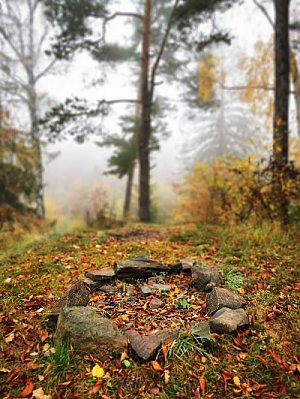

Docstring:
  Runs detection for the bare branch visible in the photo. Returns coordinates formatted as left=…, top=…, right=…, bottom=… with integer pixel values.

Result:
left=150, top=0, right=180, bottom=98
left=103, top=11, right=143, bottom=41
left=221, top=83, right=295, bottom=95
left=35, top=59, right=57, bottom=81
left=253, top=0, right=275, bottom=29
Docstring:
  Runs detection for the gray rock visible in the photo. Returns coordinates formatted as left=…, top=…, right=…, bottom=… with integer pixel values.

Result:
left=85, top=268, right=116, bottom=281
left=149, top=298, right=164, bottom=309
left=114, top=260, right=181, bottom=279
left=126, top=284, right=136, bottom=296
left=126, top=329, right=177, bottom=360
left=139, top=285, right=153, bottom=296
left=99, top=284, right=119, bottom=294
left=209, top=307, right=249, bottom=333
left=206, top=287, right=246, bottom=315
left=192, top=266, right=223, bottom=292
left=180, top=259, right=197, bottom=272
left=55, top=306, right=127, bottom=359
left=47, top=280, right=90, bottom=329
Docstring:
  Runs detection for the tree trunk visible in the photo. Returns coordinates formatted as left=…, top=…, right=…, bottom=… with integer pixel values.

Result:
left=123, top=79, right=142, bottom=219
left=273, top=0, right=290, bottom=225
left=28, top=1, right=45, bottom=219
left=30, top=98, right=45, bottom=219
left=123, top=161, right=135, bottom=218
left=290, top=51, right=300, bottom=138
left=138, top=0, right=152, bottom=222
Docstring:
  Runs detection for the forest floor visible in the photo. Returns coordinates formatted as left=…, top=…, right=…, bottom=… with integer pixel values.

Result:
left=0, top=223, right=299, bottom=399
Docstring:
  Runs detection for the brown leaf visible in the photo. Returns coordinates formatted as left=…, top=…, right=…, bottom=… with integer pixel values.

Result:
left=199, top=377, right=206, bottom=395
left=150, top=361, right=163, bottom=372
left=161, top=344, right=167, bottom=363
left=41, top=331, right=49, bottom=343
left=21, top=378, right=34, bottom=397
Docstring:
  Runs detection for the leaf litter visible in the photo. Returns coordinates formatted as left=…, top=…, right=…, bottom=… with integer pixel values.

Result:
left=0, top=224, right=299, bottom=398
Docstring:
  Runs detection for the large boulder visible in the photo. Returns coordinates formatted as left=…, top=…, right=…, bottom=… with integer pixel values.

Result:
left=206, top=287, right=246, bottom=315
left=191, top=266, right=223, bottom=292
left=209, top=307, right=249, bottom=333
left=55, top=306, right=127, bottom=359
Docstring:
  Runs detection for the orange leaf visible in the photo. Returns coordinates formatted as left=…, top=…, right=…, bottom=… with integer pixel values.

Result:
left=161, top=345, right=167, bottom=363
left=150, top=361, right=163, bottom=372
left=21, top=378, right=34, bottom=397
left=41, top=331, right=48, bottom=343
left=199, top=377, right=206, bottom=395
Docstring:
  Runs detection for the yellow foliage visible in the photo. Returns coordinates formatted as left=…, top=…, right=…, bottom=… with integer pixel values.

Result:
left=174, top=156, right=300, bottom=224
left=238, top=39, right=274, bottom=131
left=198, top=54, right=218, bottom=103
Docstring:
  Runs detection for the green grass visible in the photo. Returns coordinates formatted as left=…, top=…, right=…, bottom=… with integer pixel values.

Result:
left=0, top=222, right=299, bottom=398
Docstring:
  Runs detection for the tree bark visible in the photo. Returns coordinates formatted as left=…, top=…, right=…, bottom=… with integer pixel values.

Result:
left=273, top=0, right=290, bottom=225
left=138, top=0, right=152, bottom=222
left=290, top=51, right=300, bottom=138
left=123, top=160, right=135, bottom=218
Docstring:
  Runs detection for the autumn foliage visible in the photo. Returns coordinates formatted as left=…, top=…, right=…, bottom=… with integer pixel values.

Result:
left=174, top=156, right=300, bottom=224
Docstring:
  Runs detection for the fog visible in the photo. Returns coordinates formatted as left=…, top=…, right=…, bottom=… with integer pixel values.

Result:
left=13, top=0, right=287, bottom=222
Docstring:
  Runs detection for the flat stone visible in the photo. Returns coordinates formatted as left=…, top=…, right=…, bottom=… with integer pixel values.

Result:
left=149, top=298, right=164, bottom=309
left=114, top=260, right=181, bottom=279
left=209, top=307, right=249, bottom=333
left=139, top=285, right=153, bottom=296
left=152, top=284, right=171, bottom=291
left=126, top=329, right=178, bottom=360
left=55, top=306, right=127, bottom=359
left=47, top=280, right=90, bottom=329
left=126, top=284, right=136, bottom=296
left=206, top=287, right=246, bottom=315
left=99, top=284, right=119, bottom=294
left=180, top=259, right=197, bottom=272
left=85, top=268, right=116, bottom=281
left=192, top=266, right=223, bottom=292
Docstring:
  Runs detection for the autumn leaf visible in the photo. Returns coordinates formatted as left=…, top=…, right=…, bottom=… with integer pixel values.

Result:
left=32, top=387, right=52, bottom=399
left=161, top=344, right=167, bottom=363
left=199, top=377, right=206, bottom=395
left=5, top=332, right=15, bottom=343
left=0, top=367, right=11, bottom=373
left=150, top=361, right=163, bottom=372
left=21, top=378, right=34, bottom=397
left=92, top=364, right=105, bottom=378
left=233, top=376, right=241, bottom=387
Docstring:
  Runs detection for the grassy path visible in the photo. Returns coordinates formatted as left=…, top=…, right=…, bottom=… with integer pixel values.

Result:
left=0, top=224, right=299, bottom=398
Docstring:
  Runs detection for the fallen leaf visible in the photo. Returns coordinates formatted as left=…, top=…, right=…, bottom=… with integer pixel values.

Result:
left=21, top=378, right=34, bottom=397
left=233, top=376, right=241, bottom=387
left=41, top=331, right=48, bottom=343
left=32, top=387, right=51, bottom=399
left=161, top=344, right=167, bottom=363
left=150, top=360, right=163, bottom=372
left=120, top=352, right=129, bottom=362
left=0, top=368, right=11, bottom=373
left=5, top=332, right=15, bottom=343
left=164, top=370, right=170, bottom=385
left=199, top=377, right=206, bottom=395
left=92, top=364, right=105, bottom=378
left=150, top=387, right=159, bottom=395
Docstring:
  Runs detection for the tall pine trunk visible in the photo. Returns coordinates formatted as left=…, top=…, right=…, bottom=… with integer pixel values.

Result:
left=123, top=81, right=142, bottom=219
left=273, top=0, right=290, bottom=225
left=138, top=0, right=152, bottom=222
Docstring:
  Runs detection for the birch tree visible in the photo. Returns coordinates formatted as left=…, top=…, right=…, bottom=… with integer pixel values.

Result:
left=0, top=0, right=56, bottom=218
